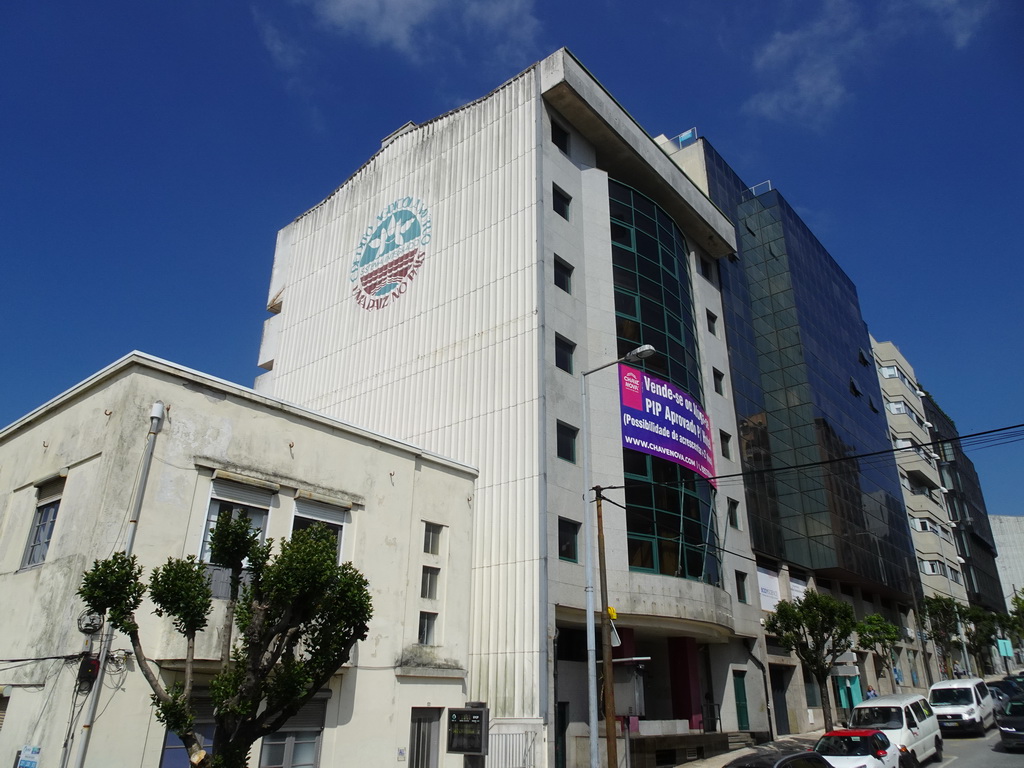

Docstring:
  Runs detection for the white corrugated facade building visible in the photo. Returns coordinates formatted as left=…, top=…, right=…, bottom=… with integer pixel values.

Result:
left=255, top=49, right=769, bottom=767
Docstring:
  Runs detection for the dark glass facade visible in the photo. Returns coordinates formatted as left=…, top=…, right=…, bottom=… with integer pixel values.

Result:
left=609, top=179, right=720, bottom=586
left=923, top=398, right=1005, bottom=614
left=698, top=141, right=916, bottom=595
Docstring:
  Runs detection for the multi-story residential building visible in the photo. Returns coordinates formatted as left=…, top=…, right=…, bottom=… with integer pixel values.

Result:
left=254, top=48, right=768, bottom=766
left=0, top=353, right=477, bottom=768
left=989, top=515, right=1024, bottom=612
left=873, top=338, right=967, bottom=683
left=923, top=399, right=1005, bottom=623
left=666, top=137, right=924, bottom=727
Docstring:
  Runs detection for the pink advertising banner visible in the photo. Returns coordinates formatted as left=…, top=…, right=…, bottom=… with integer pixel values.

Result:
left=618, top=364, right=716, bottom=486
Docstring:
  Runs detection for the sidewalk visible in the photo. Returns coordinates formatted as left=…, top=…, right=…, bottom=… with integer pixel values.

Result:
left=679, top=730, right=825, bottom=768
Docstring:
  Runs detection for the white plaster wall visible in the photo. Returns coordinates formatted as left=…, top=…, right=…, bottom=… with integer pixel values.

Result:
left=0, top=356, right=476, bottom=768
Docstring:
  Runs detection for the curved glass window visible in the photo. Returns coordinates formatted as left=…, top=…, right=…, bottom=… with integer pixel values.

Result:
left=610, top=179, right=720, bottom=584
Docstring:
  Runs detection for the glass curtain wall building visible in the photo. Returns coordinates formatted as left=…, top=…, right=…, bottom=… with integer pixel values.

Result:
left=674, top=138, right=916, bottom=597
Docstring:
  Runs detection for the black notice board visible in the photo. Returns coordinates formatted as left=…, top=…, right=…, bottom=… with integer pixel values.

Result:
left=447, top=707, right=489, bottom=755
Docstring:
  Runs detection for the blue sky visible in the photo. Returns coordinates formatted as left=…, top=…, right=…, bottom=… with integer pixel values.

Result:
left=2, top=1, right=1021, bottom=523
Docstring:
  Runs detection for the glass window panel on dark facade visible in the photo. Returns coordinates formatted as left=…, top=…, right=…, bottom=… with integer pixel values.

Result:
left=607, top=178, right=720, bottom=584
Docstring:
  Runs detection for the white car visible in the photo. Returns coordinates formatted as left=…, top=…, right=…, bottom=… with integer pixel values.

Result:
left=813, top=729, right=900, bottom=768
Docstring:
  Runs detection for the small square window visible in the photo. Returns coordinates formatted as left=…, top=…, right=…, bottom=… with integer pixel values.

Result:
left=727, top=497, right=740, bottom=529
left=551, top=121, right=570, bottom=154
left=423, top=522, right=443, bottom=555
left=552, top=185, right=571, bottom=220
left=555, top=335, right=575, bottom=373
left=421, top=566, right=440, bottom=600
left=556, top=422, right=578, bottom=463
left=735, top=571, right=748, bottom=604
left=706, top=310, right=718, bottom=336
left=700, top=258, right=715, bottom=281
left=558, top=518, right=580, bottom=562
left=713, top=368, right=725, bottom=395
left=720, top=430, right=732, bottom=460
left=418, top=611, right=437, bottom=645
left=554, top=256, right=573, bottom=293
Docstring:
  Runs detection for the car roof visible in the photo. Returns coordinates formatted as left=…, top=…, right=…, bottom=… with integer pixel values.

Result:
left=822, top=729, right=883, bottom=738
left=930, top=677, right=984, bottom=689
left=855, top=693, right=924, bottom=706
left=725, top=752, right=830, bottom=768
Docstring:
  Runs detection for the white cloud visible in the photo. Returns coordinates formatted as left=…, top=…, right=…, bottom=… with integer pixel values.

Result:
left=299, top=0, right=541, bottom=64
left=744, top=0, right=995, bottom=126
left=252, top=9, right=306, bottom=73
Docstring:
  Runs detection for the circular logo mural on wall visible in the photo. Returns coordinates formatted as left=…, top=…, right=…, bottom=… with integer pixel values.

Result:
left=350, top=197, right=432, bottom=311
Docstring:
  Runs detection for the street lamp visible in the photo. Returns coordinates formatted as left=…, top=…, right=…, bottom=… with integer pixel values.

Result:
left=580, top=344, right=656, bottom=768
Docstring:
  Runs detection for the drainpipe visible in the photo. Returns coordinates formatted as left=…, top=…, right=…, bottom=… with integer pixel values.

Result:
left=746, top=637, right=774, bottom=741
left=68, top=402, right=165, bottom=768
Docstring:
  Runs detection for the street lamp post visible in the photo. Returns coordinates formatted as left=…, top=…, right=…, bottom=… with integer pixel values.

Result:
left=580, top=344, right=655, bottom=768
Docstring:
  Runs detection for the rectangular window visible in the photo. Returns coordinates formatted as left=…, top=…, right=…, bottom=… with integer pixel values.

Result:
left=720, top=430, right=732, bottom=460
left=292, top=498, right=350, bottom=564
left=423, top=522, right=443, bottom=555
left=558, top=518, right=580, bottom=562
left=23, top=477, right=64, bottom=568
left=727, top=498, right=740, bottom=529
left=257, top=698, right=327, bottom=768
left=554, top=256, right=573, bottom=293
left=735, top=571, right=748, bottom=603
left=700, top=257, right=715, bottom=281
left=706, top=310, right=718, bottom=336
left=418, top=612, right=437, bottom=645
left=202, top=480, right=272, bottom=599
left=259, top=731, right=321, bottom=768
left=555, top=334, right=575, bottom=373
left=713, top=368, right=725, bottom=395
left=552, top=185, right=571, bottom=220
left=421, top=566, right=439, bottom=600
left=556, top=422, right=578, bottom=463
left=551, top=121, right=570, bottom=154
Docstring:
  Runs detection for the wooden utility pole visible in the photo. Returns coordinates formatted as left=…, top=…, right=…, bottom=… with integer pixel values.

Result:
left=595, top=488, right=618, bottom=768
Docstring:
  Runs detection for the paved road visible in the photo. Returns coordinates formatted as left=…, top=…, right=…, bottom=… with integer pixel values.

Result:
left=939, top=725, right=1020, bottom=768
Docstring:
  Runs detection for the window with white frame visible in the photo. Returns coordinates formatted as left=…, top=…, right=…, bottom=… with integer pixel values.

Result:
left=202, top=480, right=273, bottom=599
left=423, top=522, right=443, bottom=555
left=258, top=697, right=327, bottom=768
left=418, top=612, right=437, bottom=645
left=421, top=566, right=440, bottom=600
left=292, top=497, right=350, bottom=563
left=22, top=476, right=64, bottom=568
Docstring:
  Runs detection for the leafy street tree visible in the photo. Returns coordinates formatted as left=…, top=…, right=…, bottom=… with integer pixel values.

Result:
left=856, top=614, right=903, bottom=692
left=79, top=514, right=373, bottom=768
left=764, top=590, right=858, bottom=732
left=963, top=605, right=1000, bottom=675
left=922, top=595, right=963, bottom=677
left=1008, top=589, right=1024, bottom=646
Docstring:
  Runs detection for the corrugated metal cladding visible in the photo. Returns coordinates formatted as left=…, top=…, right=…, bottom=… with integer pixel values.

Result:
left=263, top=71, right=544, bottom=718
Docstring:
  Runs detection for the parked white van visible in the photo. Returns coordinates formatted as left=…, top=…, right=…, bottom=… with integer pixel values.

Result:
left=850, top=694, right=943, bottom=766
left=928, top=677, right=995, bottom=735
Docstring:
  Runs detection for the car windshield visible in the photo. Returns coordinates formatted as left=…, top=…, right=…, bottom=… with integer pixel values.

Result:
left=815, top=736, right=874, bottom=757
left=1005, top=701, right=1024, bottom=717
left=851, top=707, right=902, bottom=729
left=930, top=689, right=973, bottom=706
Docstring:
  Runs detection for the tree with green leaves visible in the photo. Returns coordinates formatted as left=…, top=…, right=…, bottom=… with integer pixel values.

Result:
left=764, top=590, right=858, bottom=732
left=79, top=513, right=372, bottom=768
left=963, top=605, right=1000, bottom=676
left=922, top=595, right=963, bottom=678
left=1007, top=589, right=1024, bottom=647
left=856, top=614, right=903, bottom=692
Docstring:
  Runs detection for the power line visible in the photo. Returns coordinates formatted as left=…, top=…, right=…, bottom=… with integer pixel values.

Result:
left=606, top=422, right=1024, bottom=492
